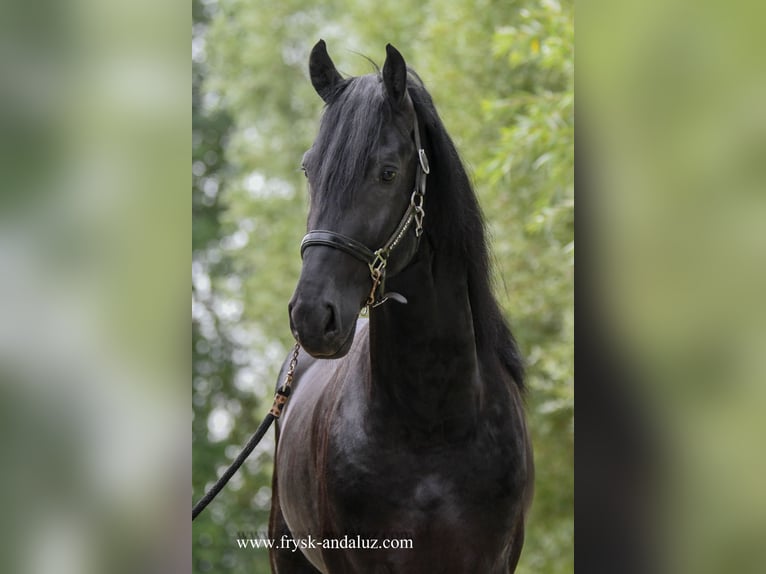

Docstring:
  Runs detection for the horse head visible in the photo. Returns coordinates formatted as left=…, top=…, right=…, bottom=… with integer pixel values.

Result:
left=289, top=41, right=425, bottom=358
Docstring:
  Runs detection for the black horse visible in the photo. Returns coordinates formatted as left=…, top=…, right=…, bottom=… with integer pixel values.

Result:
left=269, top=40, right=533, bottom=574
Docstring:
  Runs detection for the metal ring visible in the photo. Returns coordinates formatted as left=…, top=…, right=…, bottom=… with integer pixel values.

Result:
left=410, top=190, right=424, bottom=209
left=418, top=149, right=430, bottom=174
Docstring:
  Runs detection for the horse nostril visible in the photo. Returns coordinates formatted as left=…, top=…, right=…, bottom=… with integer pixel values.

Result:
left=323, top=303, right=338, bottom=335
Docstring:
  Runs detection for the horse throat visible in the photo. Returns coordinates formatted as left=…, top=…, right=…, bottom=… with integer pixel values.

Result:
left=368, top=239, right=481, bottom=436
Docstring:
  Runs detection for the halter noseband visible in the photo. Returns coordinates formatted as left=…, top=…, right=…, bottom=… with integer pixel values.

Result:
left=300, top=112, right=430, bottom=310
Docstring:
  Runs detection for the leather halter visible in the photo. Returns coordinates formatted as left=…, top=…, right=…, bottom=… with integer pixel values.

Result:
left=300, top=111, right=430, bottom=310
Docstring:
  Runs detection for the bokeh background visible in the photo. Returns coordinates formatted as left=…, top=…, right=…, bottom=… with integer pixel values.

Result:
left=579, top=1, right=766, bottom=572
left=0, top=0, right=189, bottom=572
left=192, top=0, right=573, bottom=572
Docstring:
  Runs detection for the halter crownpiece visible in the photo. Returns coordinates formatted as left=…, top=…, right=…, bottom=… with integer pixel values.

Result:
left=300, top=111, right=429, bottom=311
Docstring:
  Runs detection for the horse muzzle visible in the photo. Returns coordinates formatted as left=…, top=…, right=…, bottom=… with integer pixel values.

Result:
left=288, top=254, right=367, bottom=358
left=288, top=297, right=356, bottom=358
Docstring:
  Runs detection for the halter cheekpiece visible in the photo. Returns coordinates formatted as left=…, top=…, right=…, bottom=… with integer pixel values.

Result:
left=300, top=111, right=429, bottom=311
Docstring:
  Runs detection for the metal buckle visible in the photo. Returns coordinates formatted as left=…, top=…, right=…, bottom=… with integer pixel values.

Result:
left=410, top=189, right=424, bottom=210
left=410, top=190, right=425, bottom=237
left=364, top=249, right=388, bottom=308
left=369, top=249, right=388, bottom=277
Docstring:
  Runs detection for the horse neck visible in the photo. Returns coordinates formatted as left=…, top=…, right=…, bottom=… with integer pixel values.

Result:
left=368, top=237, right=481, bottom=432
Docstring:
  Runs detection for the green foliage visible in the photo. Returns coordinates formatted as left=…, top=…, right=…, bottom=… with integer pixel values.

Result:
left=479, top=4, right=574, bottom=573
left=192, top=1, right=573, bottom=572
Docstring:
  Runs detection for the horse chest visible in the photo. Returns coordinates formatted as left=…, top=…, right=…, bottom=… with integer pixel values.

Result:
left=325, top=411, right=518, bottom=534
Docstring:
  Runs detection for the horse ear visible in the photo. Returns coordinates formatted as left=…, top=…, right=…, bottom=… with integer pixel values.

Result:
left=310, top=40, right=342, bottom=103
left=382, top=44, right=407, bottom=107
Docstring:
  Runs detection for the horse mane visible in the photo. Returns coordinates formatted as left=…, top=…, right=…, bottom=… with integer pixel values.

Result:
left=406, top=72, right=525, bottom=391
left=314, top=67, right=524, bottom=390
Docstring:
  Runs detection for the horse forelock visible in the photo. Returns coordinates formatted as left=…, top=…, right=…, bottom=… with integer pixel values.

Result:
left=310, top=75, right=389, bottom=218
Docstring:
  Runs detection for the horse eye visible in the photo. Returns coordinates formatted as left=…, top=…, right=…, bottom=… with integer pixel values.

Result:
left=381, top=169, right=397, bottom=182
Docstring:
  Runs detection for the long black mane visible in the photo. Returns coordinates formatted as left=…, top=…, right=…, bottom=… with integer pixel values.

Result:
left=311, top=67, right=524, bottom=390
left=406, top=73, right=525, bottom=390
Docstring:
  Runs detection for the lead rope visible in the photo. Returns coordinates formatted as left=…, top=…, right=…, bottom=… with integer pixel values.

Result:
left=192, top=342, right=300, bottom=521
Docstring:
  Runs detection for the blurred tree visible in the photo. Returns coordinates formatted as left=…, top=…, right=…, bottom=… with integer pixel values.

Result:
left=192, top=0, right=573, bottom=572
left=192, top=0, right=276, bottom=572
left=479, top=3, right=574, bottom=572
